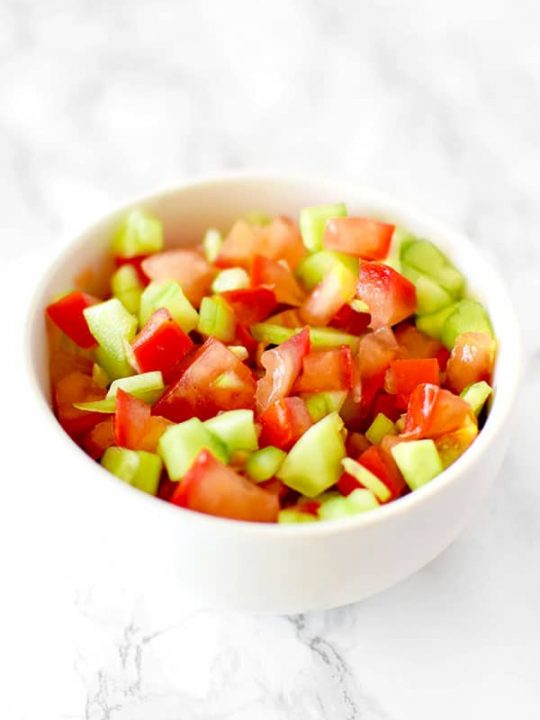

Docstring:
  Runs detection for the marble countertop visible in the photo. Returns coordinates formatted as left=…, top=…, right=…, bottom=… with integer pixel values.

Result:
left=2, top=1, right=539, bottom=718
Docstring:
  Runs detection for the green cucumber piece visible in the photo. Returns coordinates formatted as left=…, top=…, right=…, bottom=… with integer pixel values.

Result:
left=401, top=240, right=465, bottom=298
left=112, top=209, right=163, bottom=259
left=111, top=264, right=144, bottom=315
left=277, top=412, right=346, bottom=497
left=245, top=446, right=287, bottom=482
left=299, top=203, right=348, bottom=253
left=73, top=398, right=116, bottom=414
left=391, top=440, right=443, bottom=490
left=202, top=228, right=223, bottom=264
left=140, top=280, right=198, bottom=333
left=318, top=488, right=379, bottom=521
left=401, top=264, right=454, bottom=315
left=106, top=371, right=164, bottom=405
left=204, top=410, right=258, bottom=453
left=383, top=226, right=416, bottom=272
left=243, top=211, right=272, bottom=226
left=303, top=391, right=348, bottom=423
left=211, top=267, right=250, bottom=293
left=278, top=509, right=318, bottom=524
left=250, top=323, right=296, bottom=345
left=461, top=381, right=493, bottom=416
left=441, top=299, right=494, bottom=350
left=92, top=363, right=110, bottom=389
left=101, top=447, right=162, bottom=495
left=365, top=413, right=396, bottom=445
left=295, top=250, right=358, bottom=291
left=349, top=298, right=370, bottom=314
left=228, top=345, right=249, bottom=361
left=197, top=296, right=236, bottom=342
left=249, top=323, right=358, bottom=350
left=83, top=298, right=137, bottom=380
left=211, top=370, right=246, bottom=390
left=341, top=458, right=391, bottom=502
left=416, top=303, right=458, bottom=341
left=158, top=418, right=229, bottom=480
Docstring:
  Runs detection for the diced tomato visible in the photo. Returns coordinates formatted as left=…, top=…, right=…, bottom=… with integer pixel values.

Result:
left=132, top=308, right=194, bottom=382
left=301, top=266, right=357, bottom=326
left=354, top=327, right=401, bottom=407
left=369, top=391, right=401, bottom=423
left=267, top=308, right=304, bottom=328
left=324, top=217, right=395, bottom=260
left=46, top=291, right=98, bottom=349
left=141, top=249, right=215, bottom=307
left=264, top=216, right=306, bottom=270
left=435, top=416, right=478, bottom=468
left=293, top=347, right=353, bottom=393
left=220, top=286, right=277, bottom=325
left=234, top=323, right=259, bottom=357
left=337, top=472, right=362, bottom=497
left=157, top=476, right=178, bottom=501
left=259, top=397, right=312, bottom=451
left=345, top=431, right=371, bottom=457
left=251, top=255, right=305, bottom=306
left=170, top=450, right=279, bottom=522
left=255, top=327, right=311, bottom=414
left=114, top=389, right=151, bottom=449
left=285, top=499, right=321, bottom=516
left=54, top=371, right=107, bottom=439
left=445, top=332, right=495, bottom=394
left=402, top=383, right=474, bottom=439
left=153, top=337, right=256, bottom=422
left=358, top=444, right=406, bottom=500
left=82, top=418, right=115, bottom=460
left=394, top=323, right=449, bottom=370
left=258, top=478, right=291, bottom=501
left=139, top=416, right=173, bottom=453
left=357, top=262, right=417, bottom=329
left=385, top=358, right=440, bottom=410
left=330, top=304, right=371, bottom=335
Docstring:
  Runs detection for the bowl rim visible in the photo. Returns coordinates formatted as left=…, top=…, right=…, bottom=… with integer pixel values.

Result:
left=25, top=170, right=524, bottom=538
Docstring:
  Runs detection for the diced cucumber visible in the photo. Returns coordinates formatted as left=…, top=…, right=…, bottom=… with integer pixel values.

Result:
left=400, top=264, right=454, bottom=315
left=250, top=323, right=296, bottom=345
left=111, top=264, right=144, bottom=315
left=197, top=296, right=236, bottom=342
left=318, top=488, right=378, bottom=521
left=295, top=250, right=358, bottom=290
left=140, top=280, right=198, bottom=333
left=365, top=413, right=396, bottom=445
left=204, top=410, right=258, bottom=453
left=303, top=391, right=348, bottom=423
left=92, top=363, right=110, bottom=389
left=211, top=267, right=250, bottom=293
left=106, top=371, right=164, bottom=405
left=245, top=446, right=287, bottom=482
left=249, top=323, right=358, bottom=350
left=441, top=299, right=494, bottom=350
left=83, top=298, right=138, bottom=380
left=299, top=203, right=348, bottom=253
left=341, top=457, right=391, bottom=502
left=461, top=381, right=493, bottom=416
left=101, top=447, right=162, bottom=495
left=278, top=509, right=318, bottom=523
left=401, top=240, right=465, bottom=297
left=111, top=209, right=163, bottom=259
left=73, top=398, right=116, bottom=413
left=158, top=418, right=229, bottom=480
left=349, top=298, right=370, bottom=314
left=416, top=303, right=458, bottom=341
left=391, top=440, right=443, bottom=490
left=228, top=345, right=249, bottom=361
left=383, top=226, right=416, bottom=272
left=202, top=228, right=223, bottom=264
left=243, top=211, right=272, bottom=226
left=277, top=412, right=346, bottom=497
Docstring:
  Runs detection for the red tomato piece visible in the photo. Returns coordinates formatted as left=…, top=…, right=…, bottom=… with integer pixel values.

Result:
left=153, top=337, right=257, bottom=422
left=358, top=444, right=406, bottom=501
left=82, top=418, right=115, bottom=460
left=234, top=323, right=259, bottom=356
left=259, top=397, right=312, bottom=451
left=402, top=383, right=474, bottom=439
left=293, top=347, right=353, bottom=393
left=330, top=304, right=371, bottom=335
left=220, top=286, right=277, bottom=325
left=357, top=262, right=417, bottom=329
left=301, top=267, right=357, bottom=327
left=337, top=473, right=363, bottom=497
left=285, top=499, right=321, bottom=516
left=445, top=332, right=495, bottom=394
left=215, top=220, right=264, bottom=269
left=132, top=308, right=194, bottom=383
left=114, top=389, right=151, bottom=449
left=264, top=216, right=306, bottom=270
left=258, top=478, right=291, bottom=501
left=251, top=255, right=305, bottom=306
left=141, top=249, right=215, bottom=307
left=385, top=358, right=440, bottom=410
left=46, top=291, right=98, bottom=349
left=54, top=371, right=107, bottom=439
left=324, top=217, right=395, bottom=260
left=170, top=450, right=279, bottom=522
left=354, top=327, right=402, bottom=406
left=394, top=323, right=449, bottom=370
left=369, top=391, right=402, bottom=423
left=345, top=431, right=371, bottom=457
left=255, top=327, right=311, bottom=414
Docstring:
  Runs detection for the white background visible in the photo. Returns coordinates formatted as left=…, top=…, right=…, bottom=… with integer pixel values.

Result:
left=1, top=1, right=539, bottom=718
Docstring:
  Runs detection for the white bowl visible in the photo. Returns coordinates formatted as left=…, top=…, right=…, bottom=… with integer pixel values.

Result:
left=23, top=174, right=522, bottom=613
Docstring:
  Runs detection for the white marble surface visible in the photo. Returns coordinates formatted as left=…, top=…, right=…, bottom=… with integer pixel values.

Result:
left=2, top=0, right=540, bottom=718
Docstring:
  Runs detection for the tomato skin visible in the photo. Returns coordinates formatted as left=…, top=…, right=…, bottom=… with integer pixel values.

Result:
left=54, top=371, right=107, bottom=439
left=369, top=391, right=401, bottom=423
left=324, top=217, right=395, bottom=259
left=445, top=332, right=495, bottom=394
left=170, top=450, right=279, bottom=522
left=293, top=347, right=353, bottom=393
left=141, top=249, right=215, bottom=307
left=385, top=358, right=441, bottom=410
left=251, top=255, right=305, bottom=306
left=220, top=287, right=277, bottom=325
left=345, top=431, right=371, bottom=457
left=337, top=472, right=362, bottom=497
left=358, top=444, right=406, bottom=500
left=153, top=337, right=257, bottom=422
left=255, top=327, right=311, bottom=414
left=259, top=397, right=312, bottom=451
left=114, top=389, right=151, bottom=449
left=402, top=383, right=474, bottom=439
left=46, top=291, right=98, bottom=349
left=394, top=323, right=449, bottom=370
left=354, top=327, right=401, bottom=409
left=357, top=262, right=417, bottom=329
left=330, top=304, right=371, bottom=335
left=132, top=308, right=194, bottom=382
